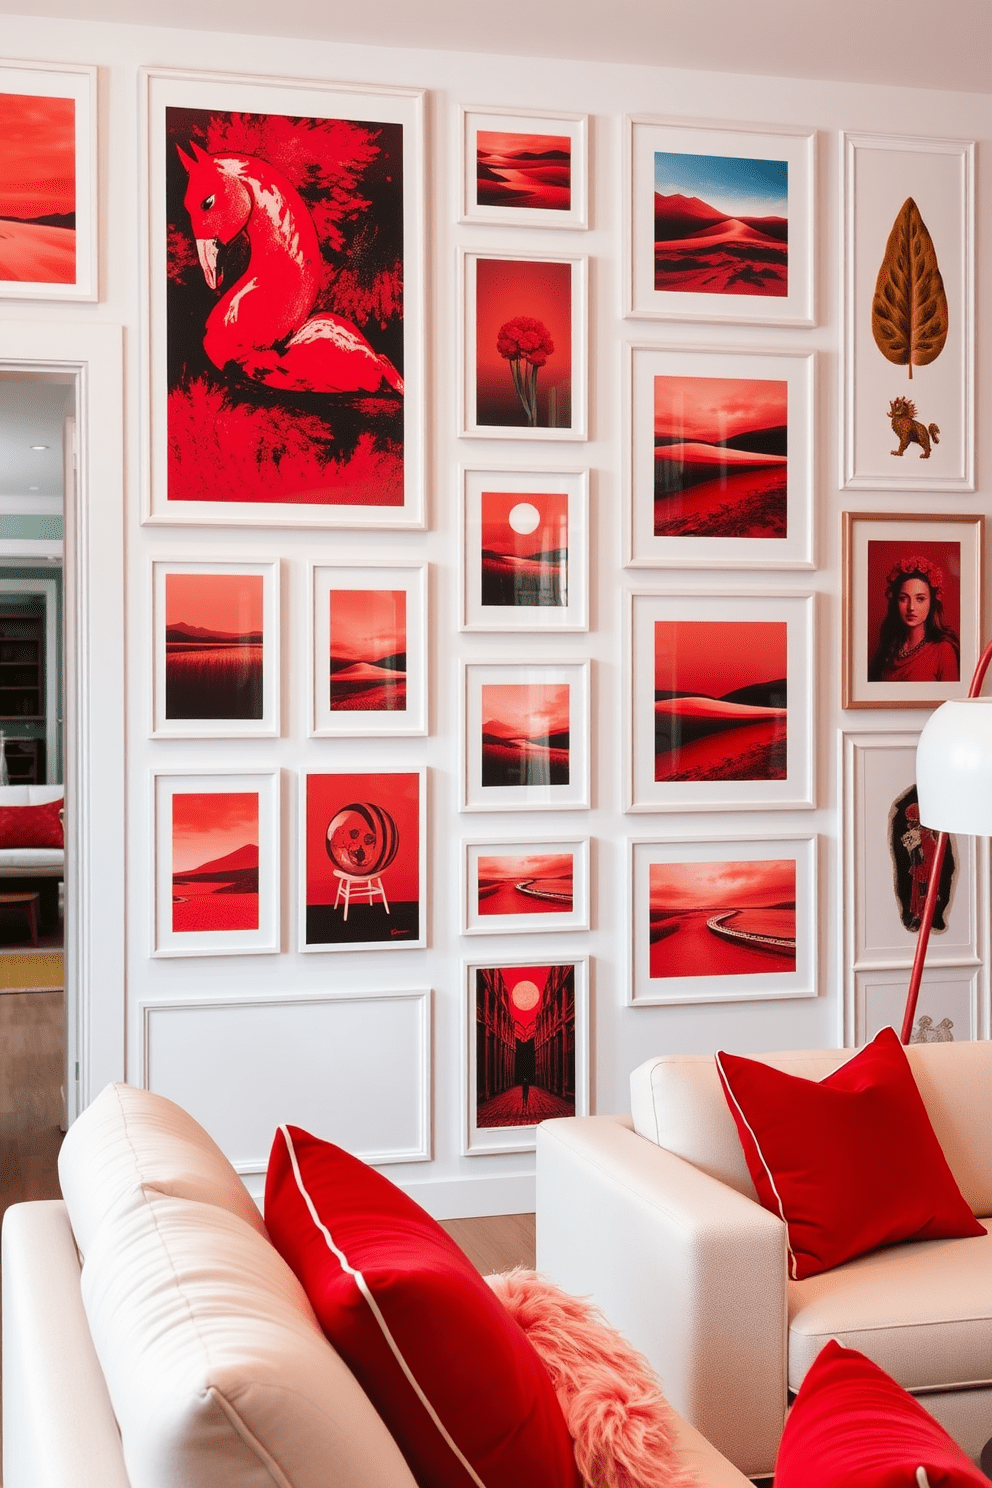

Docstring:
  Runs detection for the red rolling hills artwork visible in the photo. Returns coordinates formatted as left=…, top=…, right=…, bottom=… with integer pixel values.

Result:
left=476, top=130, right=571, bottom=212
left=652, top=150, right=788, bottom=299
left=653, top=374, right=787, bottom=538
left=171, top=791, right=259, bottom=932
left=654, top=619, right=787, bottom=782
left=649, top=857, right=796, bottom=978
left=0, top=92, right=76, bottom=284
left=481, top=683, right=570, bottom=789
left=329, top=588, right=406, bottom=711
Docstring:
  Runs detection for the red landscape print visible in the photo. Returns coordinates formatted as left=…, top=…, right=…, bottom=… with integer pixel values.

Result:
left=0, top=92, right=75, bottom=284
left=649, top=858, right=796, bottom=978
left=166, top=106, right=405, bottom=506
left=329, top=588, right=406, bottom=710
left=654, top=620, right=787, bottom=782
left=165, top=572, right=263, bottom=720
left=481, top=489, right=568, bottom=607
left=478, top=852, right=574, bottom=918
left=653, top=375, right=787, bottom=538
left=476, top=131, right=571, bottom=212
left=476, top=962, right=575, bottom=1127
left=305, top=771, right=420, bottom=946
left=482, top=683, right=570, bottom=788
left=172, top=791, right=259, bottom=932
left=654, top=150, right=788, bottom=297
left=476, top=257, right=571, bottom=428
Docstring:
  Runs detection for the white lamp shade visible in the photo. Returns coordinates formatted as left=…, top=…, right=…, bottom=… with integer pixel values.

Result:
left=916, top=698, right=992, bottom=834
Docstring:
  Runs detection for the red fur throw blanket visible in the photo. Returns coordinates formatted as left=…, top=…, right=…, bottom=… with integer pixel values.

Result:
left=485, top=1268, right=695, bottom=1488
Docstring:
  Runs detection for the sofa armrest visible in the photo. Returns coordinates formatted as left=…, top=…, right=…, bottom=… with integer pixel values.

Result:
left=2, top=1201, right=130, bottom=1488
left=536, top=1115, right=788, bottom=1479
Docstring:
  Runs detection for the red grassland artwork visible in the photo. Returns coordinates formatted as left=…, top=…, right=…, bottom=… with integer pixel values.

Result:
left=166, top=106, right=404, bottom=506
left=476, top=131, right=571, bottom=213
left=654, top=150, right=788, bottom=298
left=329, top=589, right=406, bottom=710
left=0, top=92, right=75, bottom=284
left=480, top=489, right=568, bottom=607
left=172, top=791, right=259, bottom=932
left=653, top=375, right=787, bottom=539
left=475, top=963, right=576, bottom=1126
left=649, top=858, right=796, bottom=979
left=478, top=852, right=574, bottom=918
left=305, top=771, right=420, bottom=946
left=165, top=572, right=263, bottom=720
left=655, top=620, right=787, bottom=782
left=481, top=683, right=570, bottom=788
left=476, top=258, right=571, bottom=428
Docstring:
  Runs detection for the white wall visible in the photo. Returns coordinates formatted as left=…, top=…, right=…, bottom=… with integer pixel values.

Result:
left=2, top=10, right=988, bottom=1215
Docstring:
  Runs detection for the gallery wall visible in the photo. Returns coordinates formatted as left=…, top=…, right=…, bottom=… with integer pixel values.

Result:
left=1, top=9, right=989, bottom=1215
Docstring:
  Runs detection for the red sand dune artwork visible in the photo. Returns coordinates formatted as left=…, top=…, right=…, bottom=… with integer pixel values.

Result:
left=482, top=683, right=570, bottom=788
left=172, top=791, right=259, bottom=932
left=649, top=858, right=796, bottom=978
left=653, top=375, right=787, bottom=539
left=654, top=619, right=787, bottom=782
left=476, top=256, right=572, bottom=428
left=0, top=92, right=76, bottom=284
left=476, top=962, right=576, bottom=1127
left=478, top=851, right=574, bottom=918
left=329, top=588, right=406, bottom=711
left=653, top=150, right=788, bottom=298
left=166, top=572, right=263, bottom=720
left=481, top=489, right=568, bottom=608
left=476, top=130, right=571, bottom=212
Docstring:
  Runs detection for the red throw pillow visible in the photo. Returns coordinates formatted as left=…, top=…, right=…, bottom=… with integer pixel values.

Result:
left=775, top=1340, right=987, bottom=1486
left=265, top=1126, right=580, bottom=1488
left=0, top=797, right=64, bottom=849
left=716, top=1026, right=984, bottom=1279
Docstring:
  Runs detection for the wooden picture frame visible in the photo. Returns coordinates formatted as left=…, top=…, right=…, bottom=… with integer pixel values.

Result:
left=462, top=660, right=591, bottom=812
left=460, top=105, right=588, bottom=229
left=461, top=836, right=590, bottom=936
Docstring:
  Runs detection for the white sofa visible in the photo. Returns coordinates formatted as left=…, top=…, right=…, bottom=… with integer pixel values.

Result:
left=2, top=1082, right=752, bottom=1488
left=0, top=782, right=64, bottom=930
left=536, top=1037, right=992, bottom=1481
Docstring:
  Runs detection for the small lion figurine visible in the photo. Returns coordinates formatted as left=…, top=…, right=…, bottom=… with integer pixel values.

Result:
left=888, top=396, right=940, bottom=459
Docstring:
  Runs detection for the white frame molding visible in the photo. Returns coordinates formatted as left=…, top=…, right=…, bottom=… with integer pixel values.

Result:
left=459, top=104, right=589, bottom=229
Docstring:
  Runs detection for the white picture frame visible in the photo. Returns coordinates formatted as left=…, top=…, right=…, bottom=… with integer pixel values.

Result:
left=461, top=465, right=589, bottom=631
left=141, top=66, right=426, bottom=528
left=0, top=60, right=97, bottom=302
left=461, top=836, right=590, bottom=936
left=462, top=659, right=591, bottom=812
left=151, top=558, right=280, bottom=738
left=464, top=954, right=589, bottom=1155
left=460, top=105, right=588, bottom=229
left=625, top=343, right=815, bottom=570
left=459, top=248, right=588, bottom=440
left=626, top=114, right=815, bottom=326
left=841, top=132, right=974, bottom=493
left=152, top=769, right=280, bottom=957
left=628, top=833, right=817, bottom=1006
left=627, top=589, right=815, bottom=813
left=854, top=967, right=979, bottom=1048
left=310, top=562, right=427, bottom=737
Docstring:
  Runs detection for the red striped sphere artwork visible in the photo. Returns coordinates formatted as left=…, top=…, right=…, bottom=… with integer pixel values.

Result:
left=325, top=802, right=399, bottom=878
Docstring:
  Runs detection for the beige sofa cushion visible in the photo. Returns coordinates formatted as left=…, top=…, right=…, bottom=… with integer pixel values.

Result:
left=788, top=1227, right=992, bottom=1395
left=81, top=1192, right=419, bottom=1488
left=59, top=1082, right=266, bottom=1257
left=630, top=1039, right=992, bottom=1215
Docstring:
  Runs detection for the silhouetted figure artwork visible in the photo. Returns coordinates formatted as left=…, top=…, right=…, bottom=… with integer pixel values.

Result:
left=521, top=1077, right=530, bottom=1110
left=888, top=785, right=955, bottom=934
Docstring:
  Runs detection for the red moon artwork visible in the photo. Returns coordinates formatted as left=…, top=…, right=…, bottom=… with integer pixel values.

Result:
left=0, top=92, right=76, bottom=284
left=475, top=962, right=576, bottom=1127
left=480, top=489, right=568, bottom=608
left=649, top=858, right=796, bottom=979
left=171, top=791, right=259, bottom=932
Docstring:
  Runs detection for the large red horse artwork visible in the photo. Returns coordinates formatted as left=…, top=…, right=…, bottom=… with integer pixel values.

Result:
left=166, top=106, right=405, bottom=508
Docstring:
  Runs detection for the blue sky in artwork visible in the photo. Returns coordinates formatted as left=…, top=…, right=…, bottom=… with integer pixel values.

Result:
left=654, top=151, right=788, bottom=218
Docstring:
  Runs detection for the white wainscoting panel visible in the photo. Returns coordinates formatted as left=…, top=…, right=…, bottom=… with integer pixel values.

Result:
left=140, top=989, right=432, bottom=1173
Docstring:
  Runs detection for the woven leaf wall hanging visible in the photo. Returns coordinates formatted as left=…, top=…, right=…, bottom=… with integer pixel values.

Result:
left=871, top=197, right=948, bottom=379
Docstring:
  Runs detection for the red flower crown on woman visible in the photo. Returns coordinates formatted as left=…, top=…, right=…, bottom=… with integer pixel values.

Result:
left=885, top=554, right=944, bottom=601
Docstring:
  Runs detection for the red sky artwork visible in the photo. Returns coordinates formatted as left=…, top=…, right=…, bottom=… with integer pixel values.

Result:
left=648, top=857, right=796, bottom=977
left=482, top=682, right=569, bottom=741
left=481, top=489, right=568, bottom=558
left=172, top=791, right=258, bottom=873
left=476, top=257, right=571, bottom=427
left=329, top=588, right=406, bottom=663
left=498, top=963, right=554, bottom=1038
left=171, top=790, right=259, bottom=932
left=0, top=92, right=76, bottom=284
left=654, top=376, right=786, bottom=443
left=649, top=857, right=794, bottom=911
left=166, top=573, right=263, bottom=635
left=306, top=771, right=419, bottom=906
left=654, top=619, right=786, bottom=698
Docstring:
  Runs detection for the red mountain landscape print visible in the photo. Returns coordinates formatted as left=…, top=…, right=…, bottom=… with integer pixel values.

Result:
left=481, top=683, right=570, bottom=788
left=654, top=375, right=787, bottom=538
left=481, top=489, right=568, bottom=607
left=329, top=588, right=406, bottom=710
left=172, top=791, right=259, bottom=932
left=478, top=851, right=574, bottom=918
left=649, top=858, right=796, bottom=978
left=476, top=131, right=571, bottom=212
left=654, top=619, right=787, bottom=782
left=653, top=151, right=788, bottom=297
left=166, top=572, right=263, bottom=720
left=0, top=92, right=76, bottom=284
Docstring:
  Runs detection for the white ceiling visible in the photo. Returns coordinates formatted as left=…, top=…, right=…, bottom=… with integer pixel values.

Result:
left=3, top=0, right=991, bottom=94
left=0, top=375, right=73, bottom=499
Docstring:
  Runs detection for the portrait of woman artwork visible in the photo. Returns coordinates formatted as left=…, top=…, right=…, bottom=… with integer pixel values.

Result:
left=868, top=552, right=960, bottom=685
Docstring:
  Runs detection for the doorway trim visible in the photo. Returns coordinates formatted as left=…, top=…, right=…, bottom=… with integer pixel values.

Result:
left=0, top=321, right=125, bottom=1119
